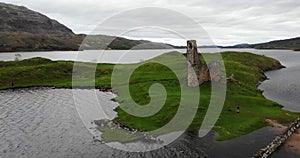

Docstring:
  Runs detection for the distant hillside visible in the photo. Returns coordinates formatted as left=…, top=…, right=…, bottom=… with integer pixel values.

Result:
left=81, top=35, right=173, bottom=50
left=0, top=2, right=174, bottom=52
left=252, top=37, right=300, bottom=50
left=0, top=32, right=84, bottom=52
left=0, top=32, right=174, bottom=52
left=221, top=43, right=251, bottom=49
left=0, top=2, right=73, bottom=34
left=222, top=37, right=300, bottom=51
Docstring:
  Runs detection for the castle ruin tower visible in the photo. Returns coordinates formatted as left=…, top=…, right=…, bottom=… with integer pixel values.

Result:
left=187, top=40, right=202, bottom=87
left=187, top=40, right=222, bottom=87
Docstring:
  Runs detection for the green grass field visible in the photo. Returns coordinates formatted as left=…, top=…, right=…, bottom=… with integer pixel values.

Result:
left=0, top=51, right=298, bottom=141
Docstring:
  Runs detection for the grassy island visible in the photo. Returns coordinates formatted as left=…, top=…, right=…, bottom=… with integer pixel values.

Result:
left=0, top=51, right=299, bottom=141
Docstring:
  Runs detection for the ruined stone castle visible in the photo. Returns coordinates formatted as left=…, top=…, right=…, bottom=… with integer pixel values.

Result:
left=187, top=40, right=221, bottom=87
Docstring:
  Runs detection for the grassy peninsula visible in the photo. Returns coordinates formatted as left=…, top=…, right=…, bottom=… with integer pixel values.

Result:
left=0, top=52, right=299, bottom=141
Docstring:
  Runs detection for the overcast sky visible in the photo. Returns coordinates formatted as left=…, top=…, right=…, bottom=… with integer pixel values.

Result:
left=2, top=0, right=300, bottom=46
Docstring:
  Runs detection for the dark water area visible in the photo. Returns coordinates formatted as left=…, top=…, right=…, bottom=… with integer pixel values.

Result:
left=0, top=88, right=205, bottom=158
left=258, top=52, right=300, bottom=113
left=0, top=88, right=112, bottom=158
left=1, top=49, right=300, bottom=157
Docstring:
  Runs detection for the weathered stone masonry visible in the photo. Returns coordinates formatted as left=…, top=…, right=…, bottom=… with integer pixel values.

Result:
left=253, top=118, right=300, bottom=158
left=187, top=40, right=221, bottom=87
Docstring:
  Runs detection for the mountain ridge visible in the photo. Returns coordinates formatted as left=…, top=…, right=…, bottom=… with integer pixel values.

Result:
left=252, top=37, right=300, bottom=50
left=0, top=2, right=73, bottom=34
left=222, top=37, right=300, bottom=50
left=0, top=2, right=174, bottom=52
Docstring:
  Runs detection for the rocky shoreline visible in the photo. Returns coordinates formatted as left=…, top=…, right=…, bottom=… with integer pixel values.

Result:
left=94, top=119, right=160, bottom=143
left=254, top=118, right=300, bottom=157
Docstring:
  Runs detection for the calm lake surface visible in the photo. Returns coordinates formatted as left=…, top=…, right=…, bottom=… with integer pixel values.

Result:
left=0, top=48, right=299, bottom=157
